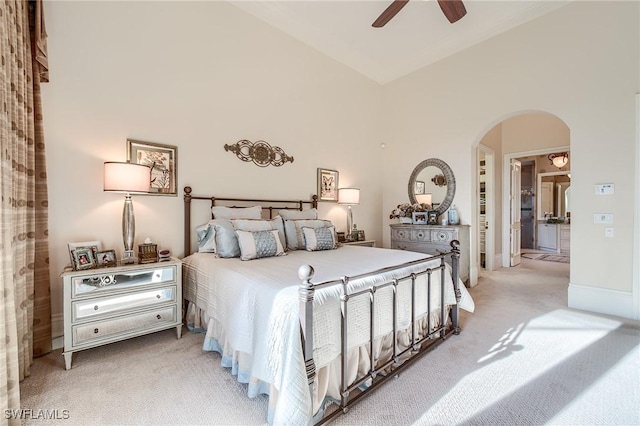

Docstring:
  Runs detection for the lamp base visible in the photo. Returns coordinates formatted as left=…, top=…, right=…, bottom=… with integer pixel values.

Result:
left=121, top=250, right=136, bottom=264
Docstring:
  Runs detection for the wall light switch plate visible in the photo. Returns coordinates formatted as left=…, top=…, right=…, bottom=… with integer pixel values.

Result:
left=605, top=228, right=614, bottom=238
left=594, top=214, right=613, bottom=224
left=595, top=184, right=614, bottom=195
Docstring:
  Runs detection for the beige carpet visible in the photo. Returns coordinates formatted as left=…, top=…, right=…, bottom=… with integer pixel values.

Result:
left=20, top=258, right=640, bottom=425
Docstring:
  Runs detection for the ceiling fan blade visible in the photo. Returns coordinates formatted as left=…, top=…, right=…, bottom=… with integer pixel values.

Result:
left=437, top=0, right=467, bottom=24
left=372, top=0, right=410, bottom=28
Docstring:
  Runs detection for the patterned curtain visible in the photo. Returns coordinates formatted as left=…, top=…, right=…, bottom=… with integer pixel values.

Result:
left=0, top=0, right=50, bottom=419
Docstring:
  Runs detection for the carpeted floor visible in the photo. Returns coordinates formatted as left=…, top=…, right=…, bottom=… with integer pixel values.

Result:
left=20, top=257, right=639, bottom=425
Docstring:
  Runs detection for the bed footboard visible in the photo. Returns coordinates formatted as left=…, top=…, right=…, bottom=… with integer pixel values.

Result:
left=298, top=240, right=462, bottom=424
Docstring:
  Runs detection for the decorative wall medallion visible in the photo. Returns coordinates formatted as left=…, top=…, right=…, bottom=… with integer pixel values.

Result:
left=431, top=174, right=447, bottom=187
left=224, top=139, right=294, bottom=167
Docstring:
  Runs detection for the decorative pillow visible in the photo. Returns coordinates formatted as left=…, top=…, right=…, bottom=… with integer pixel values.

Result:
left=207, top=219, right=242, bottom=258
left=211, top=205, right=262, bottom=220
left=236, top=230, right=286, bottom=261
left=302, top=226, right=337, bottom=251
left=231, top=216, right=286, bottom=249
left=284, top=219, right=334, bottom=251
left=278, top=208, right=318, bottom=220
left=195, top=223, right=217, bottom=254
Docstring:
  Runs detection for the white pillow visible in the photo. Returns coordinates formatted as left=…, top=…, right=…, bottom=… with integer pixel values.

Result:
left=278, top=208, right=318, bottom=220
left=284, top=219, right=334, bottom=251
left=211, top=205, right=262, bottom=220
left=302, top=226, right=337, bottom=251
left=231, top=216, right=286, bottom=249
left=236, top=230, right=286, bottom=261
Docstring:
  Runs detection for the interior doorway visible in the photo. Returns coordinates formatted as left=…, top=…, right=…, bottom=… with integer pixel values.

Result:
left=503, top=148, right=571, bottom=267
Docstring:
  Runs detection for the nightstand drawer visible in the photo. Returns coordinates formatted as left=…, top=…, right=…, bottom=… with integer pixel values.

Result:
left=72, top=285, right=177, bottom=321
left=73, top=306, right=177, bottom=346
left=71, top=265, right=176, bottom=297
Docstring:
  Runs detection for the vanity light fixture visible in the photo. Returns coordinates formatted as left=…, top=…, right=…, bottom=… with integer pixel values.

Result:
left=338, top=188, right=360, bottom=241
left=548, top=152, right=568, bottom=169
left=104, top=161, right=151, bottom=263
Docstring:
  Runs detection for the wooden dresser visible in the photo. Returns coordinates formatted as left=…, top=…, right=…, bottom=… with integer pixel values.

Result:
left=390, top=224, right=470, bottom=285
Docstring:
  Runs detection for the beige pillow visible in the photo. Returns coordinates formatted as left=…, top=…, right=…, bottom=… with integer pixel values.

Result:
left=278, top=208, right=318, bottom=220
left=211, top=205, right=262, bottom=220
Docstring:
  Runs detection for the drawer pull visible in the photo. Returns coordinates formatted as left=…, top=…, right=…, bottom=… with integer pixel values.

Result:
left=156, top=294, right=161, bottom=299
left=156, top=315, right=162, bottom=320
left=93, top=328, right=99, bottom=334
left=94, top=305, right=99, bottom=311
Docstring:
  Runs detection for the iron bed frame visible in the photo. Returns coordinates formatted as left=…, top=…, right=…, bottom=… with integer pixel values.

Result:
left=182, top=186, right=462, bottom=424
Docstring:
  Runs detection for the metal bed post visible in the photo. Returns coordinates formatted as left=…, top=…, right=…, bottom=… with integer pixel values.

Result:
left=450, top=240, right=461, bottom=334
left=298, top=265, right=317, bottom=416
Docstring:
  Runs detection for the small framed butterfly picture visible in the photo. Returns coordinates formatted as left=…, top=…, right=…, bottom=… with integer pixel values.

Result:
left=317, top=168, right=339, bottom=202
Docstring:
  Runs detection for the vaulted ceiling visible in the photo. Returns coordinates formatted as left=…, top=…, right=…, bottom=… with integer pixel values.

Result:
left=231, top=1, right=570, bottom=84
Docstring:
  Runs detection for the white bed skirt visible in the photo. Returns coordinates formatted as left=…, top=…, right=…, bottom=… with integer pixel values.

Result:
left=186, top=300, right=450, bottom=423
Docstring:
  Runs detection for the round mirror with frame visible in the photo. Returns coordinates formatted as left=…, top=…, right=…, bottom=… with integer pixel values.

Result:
left=408, top=158, right=456, bottom=218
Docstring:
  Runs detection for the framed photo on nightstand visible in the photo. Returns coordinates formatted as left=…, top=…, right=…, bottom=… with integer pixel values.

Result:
left=72, top=247, right=95, bottom=270
left=67, top=241, right=102, bottom=270
left=95, top=250, right=117, bottom=267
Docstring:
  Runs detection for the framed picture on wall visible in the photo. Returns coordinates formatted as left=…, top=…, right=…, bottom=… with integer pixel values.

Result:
left=317, top=168, right=339, bottom=202
left=127, top=139, right=177, bottom=196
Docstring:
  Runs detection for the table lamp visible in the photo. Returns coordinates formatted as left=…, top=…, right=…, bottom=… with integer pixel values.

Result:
left=104, top=161, right=150, bottom=263
left=416, top=193, right=432, bottom=208
left=338, top=188, right=360, bottom=241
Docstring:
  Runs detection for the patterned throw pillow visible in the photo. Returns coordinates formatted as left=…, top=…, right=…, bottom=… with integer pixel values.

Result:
left=283, top=219, right=334, bottom=250
left=195, top=223, right=217, bottom=254
left=236, top=229, right=286, bottom=261
left=231, top=216, right=286, bottom=249
left=302, top=226, right=337, bottom=251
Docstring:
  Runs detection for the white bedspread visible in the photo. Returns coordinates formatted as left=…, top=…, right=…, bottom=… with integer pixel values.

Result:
left=183, top=246, right=474, bottom=424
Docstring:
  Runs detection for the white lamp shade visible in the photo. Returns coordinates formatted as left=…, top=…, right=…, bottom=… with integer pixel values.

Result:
left=104, top=162, right=151, bottom=193
left=416, top=193, right=432, bottom=206
left=338, top=188, right=360, bottom=205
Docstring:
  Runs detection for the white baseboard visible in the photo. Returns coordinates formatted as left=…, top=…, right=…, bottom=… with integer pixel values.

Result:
left=568, top=282, right=634, bottom=320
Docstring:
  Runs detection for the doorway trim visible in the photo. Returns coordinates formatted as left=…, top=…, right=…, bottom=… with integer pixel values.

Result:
left=478, top=144, right=495, bottom=271
left=502, top=145, right=570, bottom=267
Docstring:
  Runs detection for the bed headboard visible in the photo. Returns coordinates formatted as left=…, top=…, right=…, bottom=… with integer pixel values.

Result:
left=183, top=186, right=318, bottom=256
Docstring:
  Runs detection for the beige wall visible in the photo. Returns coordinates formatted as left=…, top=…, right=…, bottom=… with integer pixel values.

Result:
left=42, top=1, right=385, bottom=336
left=383, top=2, right=639, bottom=317
left=41, top=0, right=640, bottom=335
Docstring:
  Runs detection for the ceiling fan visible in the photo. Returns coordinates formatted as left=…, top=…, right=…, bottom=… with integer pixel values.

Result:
left=372, top=0, right=467, bottom=27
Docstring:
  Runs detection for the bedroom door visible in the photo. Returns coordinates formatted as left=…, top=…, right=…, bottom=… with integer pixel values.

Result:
left=510, top=159, right=522, bottom=266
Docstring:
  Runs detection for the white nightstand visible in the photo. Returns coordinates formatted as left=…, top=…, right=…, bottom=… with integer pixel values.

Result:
left=343, top=240, right=376, bottom=247
left=60, top=258, right=183, bottom=369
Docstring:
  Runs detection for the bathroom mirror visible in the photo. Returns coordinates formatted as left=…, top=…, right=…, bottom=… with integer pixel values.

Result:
left=408, top=158, right=456, bottom=217
left=537, top=171, right=571, bottom=220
